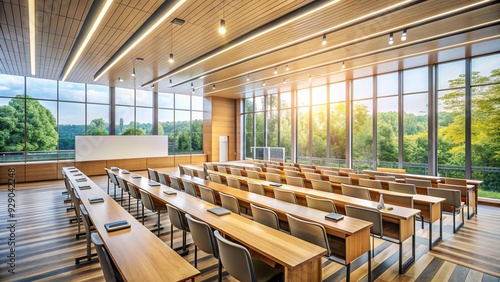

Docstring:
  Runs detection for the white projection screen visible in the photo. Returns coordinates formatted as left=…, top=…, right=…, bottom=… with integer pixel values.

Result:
left=75, top=136, right=168, bottom=162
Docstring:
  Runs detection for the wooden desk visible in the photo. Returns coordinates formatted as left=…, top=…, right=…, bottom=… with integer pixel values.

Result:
left=63, top=167, right=200, bottom=282
left=207, top=170, right=419, bottom=274
left=112, top=169, right=326, bottom=282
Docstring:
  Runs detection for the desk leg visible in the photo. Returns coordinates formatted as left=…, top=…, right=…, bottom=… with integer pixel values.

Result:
left=429, top=203, right=442, bottom=250
left=400, top=219, right=416, bottom=274
left=367, top=251, right=372, bottom=282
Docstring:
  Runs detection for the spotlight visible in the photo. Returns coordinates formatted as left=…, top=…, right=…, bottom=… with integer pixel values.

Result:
left=169, top=79, right=173, bottom=85
left=309, top=75, right=312, bottom=83
left=274, top=68, right=278, bottom=75
left=401, top=29, right=407, bottom=41
left=285, top=65, right=289, bottom=71
left=322, top=34, right=326, bottom=45
left=389, top=32, right=394, bottom=45
left=219, top=19, right=226, bottom=35
left=118, top=77, right=123, bottom=82
left=132, top=67, right=136, bottom=77
left=246, top=75, right=250, bottom=81
left=263, top=80, right=266, bottom=86
left=169, top=53, right=174, bottom=63
left=212, top=84, right=216, bottom=89
left=342, top=61, right=345, bottom=69
left=283, top=78, right=287, bottom=84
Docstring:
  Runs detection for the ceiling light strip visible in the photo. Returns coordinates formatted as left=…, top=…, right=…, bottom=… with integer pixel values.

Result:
left=28, top=0, right=36, bottom=75
left=143, top=0, right=342, bottom=87
left=93, top=0, right=187, bottom=81
left=60, top=0, right=113, bottom=81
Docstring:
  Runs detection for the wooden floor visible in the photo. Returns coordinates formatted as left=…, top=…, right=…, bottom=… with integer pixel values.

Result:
left=0, top=170, right=499, bottom=282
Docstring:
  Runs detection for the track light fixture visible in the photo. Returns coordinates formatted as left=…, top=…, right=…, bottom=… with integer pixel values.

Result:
left=132, top=67, right=136, bottom=77
left=118, top=77, right=123, bottom=82
left=246, top=75, right=250, bottom=81
left=263, top=81, right=266, bottom=86
left=169, top=53, right=174, bottom=63
left=274, top=67, right=278, bottom=75
left=309, top=75, right=312, bottom=83
left=285, top=65, right=289, bottom=71
left=169, top=79, right=173, bottom=85
left=212, top=84, right=216, bottom=89
left=151, top=84, right=154, bottom=88
left=322, top=34, right=326, bottom=45
left=283, top=78, right=287, bottom=84
left=342, top=61, right=345, bottom=69
left=389, top=32, right=394, bottom=45
left=169, top=24, right=174, bottom=63
left=219, top=0, right=226, bottom=35
left=401, top=29, right=407, bottom=41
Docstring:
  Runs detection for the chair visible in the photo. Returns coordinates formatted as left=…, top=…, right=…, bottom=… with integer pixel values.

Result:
left=91, top=233, right=124, bottom=282
left=311, top=179, right=333, bottom=192
left=300, top=167, right=315, bottom=173
left=304, top=172, right=322, bottom=180
left=382, top=193, right=414, bottom=209
left=185, top=214, right=221, bottom=280
left=184, top=167, right=194, bottom=177
left=205, top=163, right=215, bottom=171
left=127, top=183, right=144, bottom=219
left=444, top=178, right=467, bottom=186
left=266, top=167, right=280, bottom=174
left=199, top=186, right=217, bottom=205
left=406, top=178, right=432, bottom=188
left=209, top=174, right=223, bottom=184
left=285, top=176, right=305, bottom=187
left=226, top=177, right=241, bottom=189
left=216, top=165, right=227, bottom=173
left=341, top=184, right=371, bottom=200
left=348, top=173, right=370, bottom=180
left=248, top=182, right=265, bottom=195
left=252, top=166, right=263, bottom=172
left=283, top=169, right=298, bottom=177
left=230, top=167, right=242, bottom=176
left=139, top=190, right=166, bottom=236
left=67, top=186, right=85, bottom=238
left=105, top=169, right=119, bottom=199
left=321, top=170, right=339, bottom=176
left=438, top=183, right=474, bottom=219
left=339, top=168, right=355, bottom=173
left=265, top=173, right=281, bottom=183
left=299, top=164, right=312, bottom=169
left=247, top=170, right=260, bottom=179
left=195, top=169, right=207, bottom=180
left=76, top=204, right=98, bottom=264
left=158, top=172, right=170, bottom=185
left=115, top=176, right=129, bottom=208
left=166, top=204, right=190, bottom=255
left=169, top=176, right=183, bottom=191
left=329, top=175, right=352, bottom=185
left=147, top=168, right=158, bottom=182
left=362, top=170, right=387, bottom=177
left=316, top=165, right=331, bottom=171
left=220, top=192, right=241, bottom=214
left=428, top=187, right=464, bottom=233
left=388, top=182, right=416, bottom=194
left=273, top=188, right=297, bottom=204
left=306, top=196, right=337, bottom=213
left=250, top=204, right=280, bottom=230
left=374, top=175, right=396, bottom=182
left=214, top=230, right=284, bottom=282
left=358, top=178, right=382, bottom=189
left=183, top=181, right=197, bottom=197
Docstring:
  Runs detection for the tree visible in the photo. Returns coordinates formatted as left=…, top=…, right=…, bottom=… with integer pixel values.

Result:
left=88, top=118, right=108, bottom=135
left=121, top=127, right=145, bottom=135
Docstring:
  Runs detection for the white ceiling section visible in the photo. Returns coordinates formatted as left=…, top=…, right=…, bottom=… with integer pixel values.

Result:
left=1, top=0, right=499, bottom=99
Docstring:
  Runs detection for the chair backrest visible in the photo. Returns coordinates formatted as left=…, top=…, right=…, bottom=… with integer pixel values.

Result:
left=226, top=177, right=241, bottom=189
left=127, top=183, right=140, bottom=199
left=273, top=188, right=297, bottom=204
left=344, top=205, right=383, bottom=236
left=216, top=165, right=227, bottom=173
left=115, top=176, right=129, bottom=192
left=310, top=179, right=333, bottom=192
left=184, top=168, right=194, bottom=177
left=185, top=214, right=218, bottom=258
left=265, top=173, right=281, bottom=183
left=266, top=167, right=280, bottom=174
left=178, top=165, right=185, bottom=175
left=321, top=170, right=339, bottom=176
left=304, top=172, right=322, bottom=180
left=229, top=167, right=242, bottom=176
left=147, top=168, right=158, bottom=182
left=437, top=183, right=468, bottom=195
left=169, top=176, right=183, bottom=190
left=205, top=163, right=215, bottom=171
left=247, top=182, right=265, bottom=195
left=286, top=214, right=331, bottom=256
left=341, top=184, right=371, bottom=200
left=247, top=170, right=260, bottom=179
left=79, top=204, right=92, bottom=233
left=444, top=178, right=467, bottom=186
left=374, top=175, right=396, bottom=182
left=166, top=204, right=189, bottom=232
left=299, top=164, right=312, bottom=169
left=339, top=168, right=355, bottom=173
left=329, top=175, right=352, bottom=184
left=285, top=176, right=305, bottom=187
left=158, top=172, right=170, bottom=185
left=388, top=182, right=416, bottom=194
left=362, top=170, right=387, bottom=177
left=306, top=196, right=337, bottom=213
left=405, top=178, right=432, bottom=188
left=283, top=169, right=299, bottom=177
left=252, top=166, right=263, bottom=172
left=300, top=167, right=315, bottom=173
left=91, top=233, right=123, bottom=282
left=428, top=187, right=461, bottom=207
left=139, top=190, right=156, bottom=212
left=214, top=230, right=257, bottom=282
left=199, top=186, right=217, bottom=205
left=316, top=165, right=331, bottom=171
left=183, top=181, right=197, bottom=197
left=254, top=162, right=265, bottom=169
left=219, top=192, right=241, bottom=214
left=348, top=173, right=370, bottom=179
left=209, top=174, right=223, bottom=184
left=250, top=204, right=279, bottom=230
left=106, top=169, right=119, bottom=185
left=382, top=193, right=414, bottom=209
left=358, top=178, right=382, bottom=189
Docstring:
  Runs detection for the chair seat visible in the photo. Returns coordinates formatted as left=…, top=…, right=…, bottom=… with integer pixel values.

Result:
left=252, top=258, right=284, bottom=282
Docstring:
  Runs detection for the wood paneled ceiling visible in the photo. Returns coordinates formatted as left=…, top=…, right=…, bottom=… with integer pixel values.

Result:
left=1, top=0, right=499, bottom=99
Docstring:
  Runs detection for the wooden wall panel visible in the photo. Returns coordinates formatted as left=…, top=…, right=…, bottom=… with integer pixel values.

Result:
left=236, top=100, right=242, bottom=160
left=25, top=163, right=58, bottom=182
left=191, top=154, right=207, bottom=164
left=208, top=97, right=236, bottom=162
left=174, top=155, right=191, bottom=166
left=107, top=158, right=147, bottom=171
left=0, top=164, right=26, bottom=184
left=76, top=160, right=108, bottom=176
left=203, top=97, right=214, bottom=162
left=146, top=157, right=172, bottom=168
left=58, top=161, right=75, bottom=179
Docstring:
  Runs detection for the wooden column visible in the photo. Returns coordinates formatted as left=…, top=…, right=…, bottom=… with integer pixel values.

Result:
left=203, top=97, right=236, bottom=162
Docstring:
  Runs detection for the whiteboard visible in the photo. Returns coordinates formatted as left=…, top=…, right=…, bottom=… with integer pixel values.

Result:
left=75, top=136, right=168, bottom=162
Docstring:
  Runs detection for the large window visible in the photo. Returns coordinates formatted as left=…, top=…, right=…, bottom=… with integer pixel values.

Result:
left=376, top=73, right=399, bottom=168
left=352, top=77, right=373, bottom=170
left=329, top=82, right=346, bottom=167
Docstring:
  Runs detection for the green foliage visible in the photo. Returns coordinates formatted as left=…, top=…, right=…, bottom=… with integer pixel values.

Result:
left=121, top=127, right=146, bottom=135
left=88, top=118, right=109, bottom=136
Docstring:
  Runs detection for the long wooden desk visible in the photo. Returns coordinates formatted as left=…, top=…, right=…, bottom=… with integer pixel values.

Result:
left=206, top=169, right=419, bottom=274
left=112, top=169, right=327, bottom=282
left=63, top=167, right=200, bottom=282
